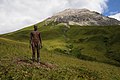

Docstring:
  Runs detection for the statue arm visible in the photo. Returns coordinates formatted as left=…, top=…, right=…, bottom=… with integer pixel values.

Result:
left=39, top=33, right=42, bottom=46
left=30, top=32, right=32, bottom=45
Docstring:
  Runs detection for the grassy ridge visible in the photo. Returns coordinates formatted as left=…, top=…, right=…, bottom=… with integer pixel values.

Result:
left=0, top=37, right=120, bottom=80
left=1, top=24, right=120, bottom=66
left=65, top=25, right=120, bottom=66
left=0, top=21, right=120, bottom=79
left=0, top=38, right=100, bottom=80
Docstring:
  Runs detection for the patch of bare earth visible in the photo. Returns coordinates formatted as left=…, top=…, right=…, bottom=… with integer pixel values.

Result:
left=15, top=58, right=57, bottom=69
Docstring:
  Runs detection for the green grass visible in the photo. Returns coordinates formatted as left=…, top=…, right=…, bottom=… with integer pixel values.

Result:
left=0, top=21, right=120, bottom=80
left=1, top=37, right=120, bottom=80
left=0, top=38, right=100, bottom=80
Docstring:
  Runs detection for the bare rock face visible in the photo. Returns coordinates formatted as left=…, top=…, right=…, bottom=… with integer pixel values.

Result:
left=47, top=9, right=120, bottom=26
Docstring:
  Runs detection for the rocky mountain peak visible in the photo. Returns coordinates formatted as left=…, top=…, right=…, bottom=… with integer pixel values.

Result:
left=47, top=8, right=120, bottom=26
left=54, top=8, right=91, bottom=16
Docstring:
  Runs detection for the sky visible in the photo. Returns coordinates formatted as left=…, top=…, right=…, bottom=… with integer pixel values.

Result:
left=0, top=0, right=120, bottom=34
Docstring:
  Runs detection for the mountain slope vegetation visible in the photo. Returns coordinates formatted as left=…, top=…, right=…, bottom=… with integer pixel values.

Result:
left=0, top=9, right=120, bottom=80
left=0, top=21, right=120, bottom=80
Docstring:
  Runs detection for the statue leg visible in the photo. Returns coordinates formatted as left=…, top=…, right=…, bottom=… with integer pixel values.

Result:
left=32, top=45, right=35, bottom=62
left=37, top=45, right=40, bottom=63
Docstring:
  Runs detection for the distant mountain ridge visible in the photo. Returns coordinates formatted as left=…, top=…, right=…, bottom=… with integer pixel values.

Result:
left=47, top=9, right=120, bottom=26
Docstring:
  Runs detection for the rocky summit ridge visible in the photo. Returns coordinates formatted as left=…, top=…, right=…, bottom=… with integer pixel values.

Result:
left=47, top=9, right=120, bottom=26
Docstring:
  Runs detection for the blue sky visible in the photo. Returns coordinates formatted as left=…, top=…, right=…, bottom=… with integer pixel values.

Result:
left=104, top=0, right=120, bottom=16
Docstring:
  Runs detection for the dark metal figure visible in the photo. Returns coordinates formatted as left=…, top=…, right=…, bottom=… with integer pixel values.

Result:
left=30, top=25, right=42, bottom=62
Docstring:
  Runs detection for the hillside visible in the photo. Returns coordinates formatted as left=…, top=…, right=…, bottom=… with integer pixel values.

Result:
left=0, top=9, right=120, bottom=80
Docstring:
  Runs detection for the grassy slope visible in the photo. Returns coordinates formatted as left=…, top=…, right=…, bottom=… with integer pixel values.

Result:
left=0, top=21, right=120, bottom=80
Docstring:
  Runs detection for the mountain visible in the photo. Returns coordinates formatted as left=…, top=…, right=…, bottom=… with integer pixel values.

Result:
left=0, top=9, right=120, bottom=80
left=47, top=9, right=120, bottom=26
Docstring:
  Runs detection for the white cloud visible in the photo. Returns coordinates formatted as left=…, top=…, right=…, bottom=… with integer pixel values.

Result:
left=109, top=13, right=120, bottom=21
left=0, top=0, right=108, bottom=34
left=109, top=11, right=119, bottom=15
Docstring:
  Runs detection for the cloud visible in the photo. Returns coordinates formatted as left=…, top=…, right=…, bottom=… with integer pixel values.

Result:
left=109, top=11, right=119, bottom=15
left=109, top=13, right=120, bottom=21
left=0, top=0, right=108, bottom=34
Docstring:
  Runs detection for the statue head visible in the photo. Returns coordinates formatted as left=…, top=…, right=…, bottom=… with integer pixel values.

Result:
left=34, top=25, right=38, bottom=31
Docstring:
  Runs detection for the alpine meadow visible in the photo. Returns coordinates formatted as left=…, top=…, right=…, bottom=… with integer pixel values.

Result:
left=0, top=9, right=120, bottom=80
